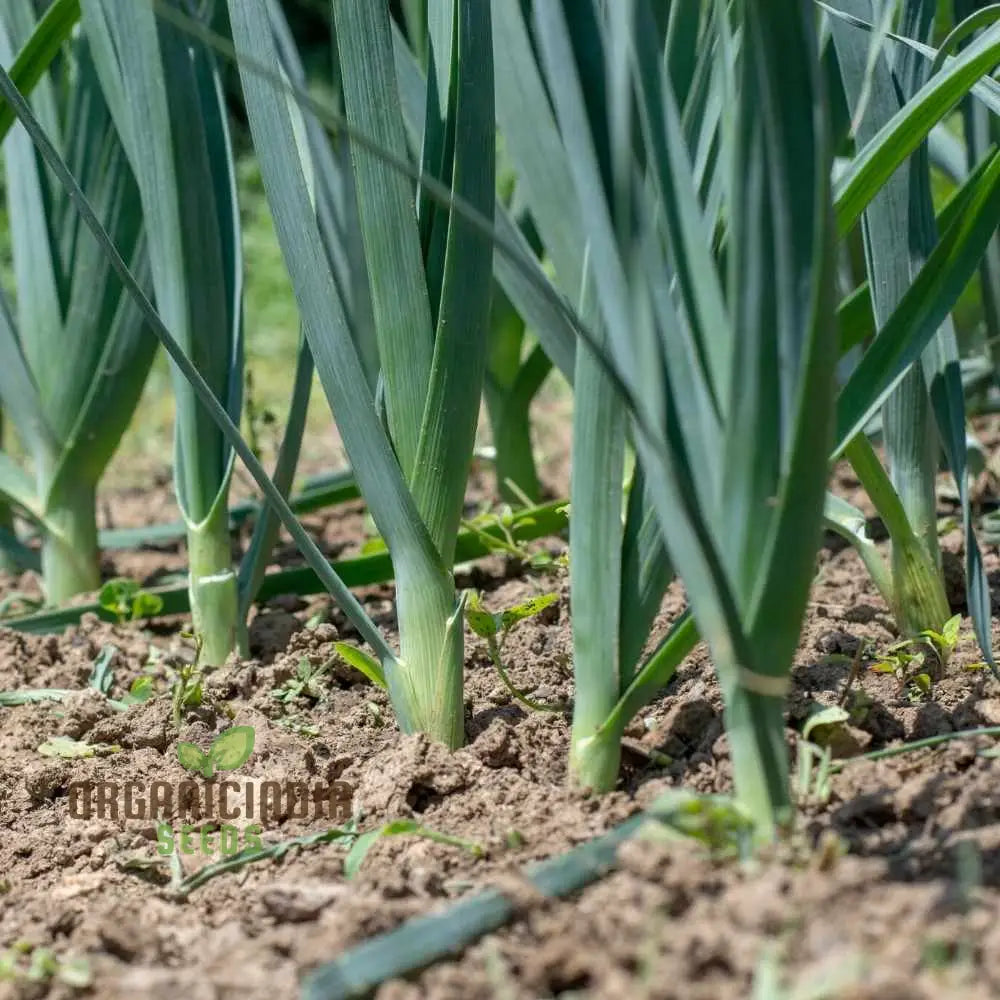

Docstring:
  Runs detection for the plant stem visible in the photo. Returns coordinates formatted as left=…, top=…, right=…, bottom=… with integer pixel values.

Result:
left=390, top=569, right=465, bottom=749
left=844, top=433, right=949, bottom=636
left=723, top=682, right=791, bottom=842
left=883, top=366, right=941, bottom=569
left=571, top=612, right=700, bottom=793
left=187, top=497, right=240, bottom=667
left=484, top=634, right=565, bottom=713
left=42, top=481, right=101, bottom=604
left=487, top=398, right=541, bottom=505
left=569, top=726, right=623, bottom=796
left=0, top=497, right=20, bottom=576
left=567, top=309, right=626, bottom=793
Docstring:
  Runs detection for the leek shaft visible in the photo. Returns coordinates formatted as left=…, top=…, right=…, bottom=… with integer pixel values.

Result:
left=390, top=569, right=465, bottom=748
left=844, top=434, right=949, bottom=636
left=187, top=497, right=240, bottom=667
left=42, top=481, right=101, bottom=605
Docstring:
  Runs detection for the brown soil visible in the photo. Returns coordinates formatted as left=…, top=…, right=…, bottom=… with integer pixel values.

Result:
left=4, top=441, right=1000, bottom=999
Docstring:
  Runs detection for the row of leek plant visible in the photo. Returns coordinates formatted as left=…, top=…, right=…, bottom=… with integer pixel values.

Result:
left=179, top=0, right=1000, bottom=822
left=0, top=0, right=424, bottom=707
left=0, top=0, right=575, bottom=696
left=0, top=0, right=366, bottom=664
left=3, top=0, right=1000, bottom=842
left=824, top=0, right=999, bottom=671
left=492, top=0, right=1000, bottom=823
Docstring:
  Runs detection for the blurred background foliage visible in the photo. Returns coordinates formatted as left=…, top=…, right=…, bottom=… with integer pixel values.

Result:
left=0, top=0, right=988, bottom=490
left=0, top=0, right=569, bottom=493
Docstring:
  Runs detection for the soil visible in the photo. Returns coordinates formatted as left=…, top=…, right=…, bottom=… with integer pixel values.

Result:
left=4, top=436, right=1000, bottom=999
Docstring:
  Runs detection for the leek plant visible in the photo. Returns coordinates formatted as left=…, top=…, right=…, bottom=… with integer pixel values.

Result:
left=831, top=0, right=952, bottom=641
left=491, top=0, right=689, bottom=792
left=825, top=2, right=1000, bottom=668
left=0, top=0, right=572, bottom=752
left=0, top=1, right=156, bottom=603
left=228, top=0, right=495, bottom=745
left=80, top=0, right=244, bottom=665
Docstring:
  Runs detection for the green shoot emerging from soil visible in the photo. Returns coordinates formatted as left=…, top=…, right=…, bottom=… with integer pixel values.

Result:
left=461, top=505, right=569, bottom=572
left=98, top=578, right=164, bottom=624
left=176, top=725, right=256, bottom=780
left=465, top=591, right=565, bottom=712
left=121, top=825, right=359, bottom=900
left=170, top=637, right=207, bottom=730
left=272, top=657, right=335, bottom=704
left=344, top=819, right=485, bottom=879
left=0, top=943, right=91, bottom=989
left=869, top=613, right=962, bottom=698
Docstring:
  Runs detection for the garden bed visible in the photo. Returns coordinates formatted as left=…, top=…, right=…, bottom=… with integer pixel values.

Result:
left=3, top=450, right=1000, bottom=1000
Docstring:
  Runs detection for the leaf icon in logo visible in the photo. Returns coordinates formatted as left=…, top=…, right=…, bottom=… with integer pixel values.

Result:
left=208, top=725, right=255, bottom=772
left=177, top=741, right=212, bottom=778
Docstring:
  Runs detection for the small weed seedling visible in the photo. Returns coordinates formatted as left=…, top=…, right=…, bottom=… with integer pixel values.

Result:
left=795, top=705, right=852, bottom=805
left=870, top=614, right=962, bottom=700
left=117, top=675, right=156, bottom=708
left=88, top=644, right=156, bottom=711
left=176, top=725, right=255, bottom=780
left=118, top=823, right=359, bottom=899
left=271, top=643, right=387, bottom=706
left=641, top=788, right=757, bottom=858
left=170, top=659, right=204, bottom=728
left=98, top=578, right=165, bottom=625
left=461, top=504, right=569, bottom=572
left=169, top=633, right=207, bottom=729
left=274, top=713, right=320, bottom=738
left=344, top=819, right=484, bottom=878
left=272, top=656, right=334, bottom=704
left=465, top=591, right=565, bottom=712
left=0, top=943, right=91, bottom=989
